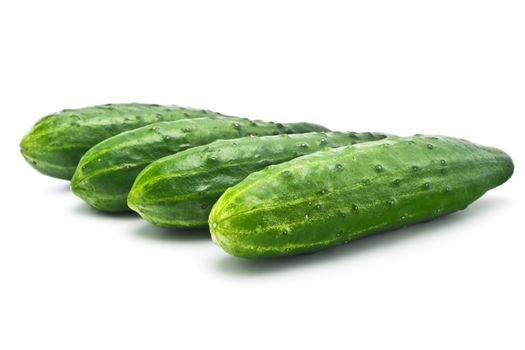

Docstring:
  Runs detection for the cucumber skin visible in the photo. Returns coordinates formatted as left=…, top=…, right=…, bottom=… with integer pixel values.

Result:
left=20, top=103, right=238, bottom=180
left=71, top=117, right=329, bottom=212
left=209, top=135, right=514, bottom=259
left=128, top=131, right=388, bottom=228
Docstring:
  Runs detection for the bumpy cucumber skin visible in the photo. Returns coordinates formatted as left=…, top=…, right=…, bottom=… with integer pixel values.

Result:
left=209, top=135, right=514, bottom=259
left=20, top=103, right=237, bottom=180
left=128, top=131, right=388, bottom=228
left=71, top=117, right=329, bottom=212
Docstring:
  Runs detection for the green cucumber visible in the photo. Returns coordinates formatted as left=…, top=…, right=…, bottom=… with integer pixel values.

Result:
left=128, top=131, right=388, bottom=228
left=71, top=117, right=329, bottom=212
left=209, top=135, right=514, bottom=259
left=20, top=103, right=239, bottom=179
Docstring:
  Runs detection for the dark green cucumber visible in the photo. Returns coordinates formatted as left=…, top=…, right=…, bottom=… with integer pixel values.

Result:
left=128, top=131, right=388, bottom=228
left=209, top=135, right=514, bottom=259
left=20, top=103, right=239, bottom=179
left=71, top=117, right=329, bottom=212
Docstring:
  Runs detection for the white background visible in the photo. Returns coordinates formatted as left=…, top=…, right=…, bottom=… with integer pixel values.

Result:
left=1, top=1, right=523, bottom=349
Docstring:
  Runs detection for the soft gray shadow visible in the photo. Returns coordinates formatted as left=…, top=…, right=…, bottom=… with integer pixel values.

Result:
left=47, top=182, right=72, bottom=194
left=73, top=202, right=139, bottom=219
left=215, top=195, right=511, bottom=277
left=133, top=222, right=211, bottom=242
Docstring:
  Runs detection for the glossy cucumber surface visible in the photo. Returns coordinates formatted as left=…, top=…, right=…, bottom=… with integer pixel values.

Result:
left=209, top=135, right=514, bottom=258
left=71, top=117, right=329, bottom=212
left=128, top=131, right=387, bottom=228
left=20, top=103, right=238, bottom=179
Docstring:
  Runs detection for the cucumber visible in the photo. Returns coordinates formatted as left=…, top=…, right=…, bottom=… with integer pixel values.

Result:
left=71, top=117, right=329, bottom=212
left=209, top=135, right=514, bottom=259
left=20, top=103, right=238, bottom=180
left=128, top=131, right=388, bottom=228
